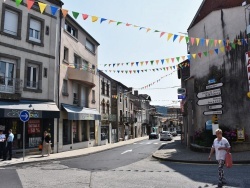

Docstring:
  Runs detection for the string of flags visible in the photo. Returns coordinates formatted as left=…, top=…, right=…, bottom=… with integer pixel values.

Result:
left=12, top=0, right=250, bottom=47
left=111, top=95, right=181, bottom=103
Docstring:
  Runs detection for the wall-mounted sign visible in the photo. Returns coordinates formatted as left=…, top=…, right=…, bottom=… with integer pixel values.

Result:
left=4, top=109, right=41, bottom=118
left=237, top=128, right=245, bottom=141
left=208, top=104, right=223, bottom=110
left=197, top=96, right=222, bottom=106
left=208, top=79, right=216, bottom=84
left=197, top=88, right=221, bottom=99
left=28, top=119, right=41, bottom=134
left=206, top=83, right=223, bottom=90
left=205, top=120, right=212, bottom=130
left=177, top=88, right=186, bottom=95
left=203, top=110, right=223, bottom=116
left=80, top=114, right=95, bottom=120
left=178, top=95, right=186, bottom=99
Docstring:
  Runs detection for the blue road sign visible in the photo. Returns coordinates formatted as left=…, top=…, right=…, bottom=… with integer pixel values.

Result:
left=19, top=110, right=30, bottom=122
left=178, top=95, right=186, bottom=99
left=208, top=79, right=216, bottom=84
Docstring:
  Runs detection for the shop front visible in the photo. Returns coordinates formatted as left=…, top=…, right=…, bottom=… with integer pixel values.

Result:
left=0, top=101, right=60, bottom=154
left=101, top=113, right=111, bottom=145
left=60, top=104, right=101, bottom=152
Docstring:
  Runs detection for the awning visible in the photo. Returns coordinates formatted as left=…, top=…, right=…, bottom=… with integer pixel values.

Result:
left=62, top=104, right=101, bottom=121
left=0, top=100, right=60, bottom=118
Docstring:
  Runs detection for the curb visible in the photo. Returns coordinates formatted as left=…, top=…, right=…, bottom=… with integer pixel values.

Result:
left=152, top=154, right=250, bottom=165
left=1, top=137, right=148, bottom=168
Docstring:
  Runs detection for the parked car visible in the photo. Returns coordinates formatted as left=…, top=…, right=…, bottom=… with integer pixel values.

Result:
left=149, top=132, right=159, bottom=139
left=170, top=131, right=177, bottom=136
left=160, top=131, right=172, bottom=141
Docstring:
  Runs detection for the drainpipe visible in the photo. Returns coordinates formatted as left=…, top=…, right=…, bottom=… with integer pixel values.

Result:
left=57, top=6, right=62, bottom=153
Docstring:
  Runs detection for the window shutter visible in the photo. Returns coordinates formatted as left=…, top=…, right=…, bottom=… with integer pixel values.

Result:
left=4, top=10, right=18, bottom=35
left=30, top=19, right=41, bottom=31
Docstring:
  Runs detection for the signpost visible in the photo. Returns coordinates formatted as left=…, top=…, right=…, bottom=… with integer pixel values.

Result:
left=177, top=88, right=186, bottom=95
left=178, top=95, right=186, bottom=99
left=208, top=79, right=216, bottom=84
left=203, top=110, right=223, bottom=115
left=197, top=96, right=222, bottom=106
left=208, top=104, right=223, bottom=110
left=197, top=88, right=221, bottom=99
left=19, top=110, right=30, bottom=161
left=206, top=83, right=223, bottom=90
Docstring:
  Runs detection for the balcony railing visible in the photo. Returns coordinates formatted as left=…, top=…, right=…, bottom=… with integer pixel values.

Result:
left=0, top=77, right=22, bottom=94
left=73, top=63, right=95, bottom=74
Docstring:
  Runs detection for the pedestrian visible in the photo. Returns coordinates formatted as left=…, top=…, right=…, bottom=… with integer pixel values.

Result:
left=208, top=129, right=230, bottom=188
left=3, top=129, right=14, bottom=161
left=41, top=131, right=51, bottom=157
left=0, top=130, right=6, bottom=159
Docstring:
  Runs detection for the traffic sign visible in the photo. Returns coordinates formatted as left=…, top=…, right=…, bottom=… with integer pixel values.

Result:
left=209, top=104, right=223, bottom=110
left=206, top=83, right=223, bottom=90
left=197, top=96, right=222, bottom=106
left=197, top=88, right=221, bottom=99
left=19, top=110, right=30, bottom=122
left=177, top=88, right=186, bottom=95
left=208, top=79, right=216, bottom=84
left=203, top=110, right=223, bottom=115
left=178, top=95, right=186, bottom=99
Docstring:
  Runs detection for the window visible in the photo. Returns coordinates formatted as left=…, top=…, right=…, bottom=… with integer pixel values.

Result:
left=106, top=103, right=110, bottom=114
left=92, top=90, right=95, bottom=103
left=27, top=64, right=38, bottom=89
left=101, top=80, right=105, bottom=95
left=74, top=54, right=80, bottom=69
left=63, top=120, right=71, bottom=145
left=43, top=68, right=47, bottom=78
left=73, top=82, right=78, bottom=104
left=131, top=103, right=133, bottom=110
left=0, top=59, right=15, bottom=93
left=72, top=121, right=79, bottom=143
left=29, top=19, right=41, bottom=43
left=1, top=5, right=22, bottom=39
left=86, top=39, right=95, bottom=53
left=102, top=101, right=105, bottom=114
left=92, top=64, right=95, bottom=74
left=80, top=86, right=87, bottom=107
left=73, top=93, right=78, bottom=104
left=82, top=60, right=88, bottom=71
left=63, top=47, right=68, bottom=62
left=89, top=121, right=95, bottom=140
left=119, top=92, right=122, bottom=103
left=62, top=79, right=68, bottom=95
left=65, top=22, right=77, bottom=38
left=106, top=83, right=109, bottom=96
left=81, top=121, right=88, bottom=141
left=120, top=110, right=123, bottom=122
left=125, top=97, right=128, bottom=108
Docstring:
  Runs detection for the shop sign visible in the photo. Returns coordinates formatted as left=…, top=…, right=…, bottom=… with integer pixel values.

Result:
left=80, top=113, right=95, bottom=120
left=5, top=109, right=41, bottom=118
left=197, top=96, right=222, bottom=106
left=101, top=113, right=109, bottom=121
left=28, top=120, right=41, bottom=134
left=197, top=88, right=221, bottom=99
left=203, top=110, right=223, bottom=116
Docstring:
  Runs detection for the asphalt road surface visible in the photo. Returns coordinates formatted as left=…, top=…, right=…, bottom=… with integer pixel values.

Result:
left=1, top=137, right=250, bottom=188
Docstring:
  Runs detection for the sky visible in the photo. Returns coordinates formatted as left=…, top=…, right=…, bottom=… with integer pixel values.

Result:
left=62, top=0, right=203, bottom=106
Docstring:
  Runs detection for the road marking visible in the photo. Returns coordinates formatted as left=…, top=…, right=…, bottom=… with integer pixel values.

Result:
left=161, top=143, right=165, bottom=145
left=133, top=143, right=137, bottom=144
left=154, top=143, right=158, bottom=144
left=146, top=142, right=151, bottom=144
left=121, top=149, right=132, bottom=155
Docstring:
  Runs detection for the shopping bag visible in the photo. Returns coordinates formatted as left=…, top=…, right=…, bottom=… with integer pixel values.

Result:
left=38, top=144, right=43, bottom=151
left=225, top=152, right=233, bottom=168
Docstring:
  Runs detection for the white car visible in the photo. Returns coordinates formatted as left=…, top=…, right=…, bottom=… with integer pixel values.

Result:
left=160, top=131, right=173, bottom=141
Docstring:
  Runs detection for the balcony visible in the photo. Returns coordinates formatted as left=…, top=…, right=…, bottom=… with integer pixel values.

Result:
left=0, top=77, right=22, bottom=94
left=68, top=65, right=95, bottom=87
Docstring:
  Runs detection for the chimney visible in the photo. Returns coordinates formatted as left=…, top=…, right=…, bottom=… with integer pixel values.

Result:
left=134, top=90, right=138, bottom=96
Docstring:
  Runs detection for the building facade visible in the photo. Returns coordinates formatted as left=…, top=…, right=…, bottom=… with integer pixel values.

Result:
left=58, top=15, right=100, bottom=152
left=0, top=0, right=62, bottom=153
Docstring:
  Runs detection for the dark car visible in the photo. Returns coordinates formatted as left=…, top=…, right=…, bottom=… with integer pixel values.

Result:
left=149, top=132, right=159, bottom=139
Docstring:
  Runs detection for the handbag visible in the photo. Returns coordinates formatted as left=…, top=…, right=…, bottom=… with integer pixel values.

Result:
left=225, top=152, right=233, bottom=168
left=38, top=144, right=43, bottom=151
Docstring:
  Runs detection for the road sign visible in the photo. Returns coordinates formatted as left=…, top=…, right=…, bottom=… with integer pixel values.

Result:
left=209, top=104, right=223, bottom=110
left=177, top=88, right=186, bottom=95
left=203, top=110, right=223, bottom=115
left=19, top=110, right=30, bottom=122
left=178, top=95, right=186, bottom=99
left=197, top=96, right=222, bottom=106
left=206, top=83, right=223, bottom=90
left=208, top=79, right=216, bottom=84
left=197, top=88, right=221, bottom=99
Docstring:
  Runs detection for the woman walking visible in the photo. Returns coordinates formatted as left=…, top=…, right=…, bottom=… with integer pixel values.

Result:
left=208, top=129, right=230, bottom=188
left=41, top=131, right=51, bottom=157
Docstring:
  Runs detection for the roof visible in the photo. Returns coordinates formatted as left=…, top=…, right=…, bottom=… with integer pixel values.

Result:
left=188, top=0, right=243, bottom=29
left=47, top=0, right=64, bottom=6
left=139, top=94, right=151, bottom=101
left=98, top=70, right=113, bottom=81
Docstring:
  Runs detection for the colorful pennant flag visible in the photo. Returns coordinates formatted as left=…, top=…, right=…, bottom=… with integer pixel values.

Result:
left=27, top=0, right=34, bottom=9
left=38, top=2, right=47, bottom=13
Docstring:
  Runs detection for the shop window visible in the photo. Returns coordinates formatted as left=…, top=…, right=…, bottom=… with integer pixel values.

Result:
left=72, top=121, right=79, bottom=143
left=101, top=127, right=108, bottom=141
left=63, top=120, right=71, bottom=145
left=89, top=121, right=95, bottom=140
left=81, top=121, right=88, bottom=141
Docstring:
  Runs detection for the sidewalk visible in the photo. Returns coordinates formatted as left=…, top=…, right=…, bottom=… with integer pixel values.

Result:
left=0, top=136, right=148, bottom=167
left=152, top=137, right=250, bottom=164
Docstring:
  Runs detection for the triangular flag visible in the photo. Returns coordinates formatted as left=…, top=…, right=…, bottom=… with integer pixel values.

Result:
left=166, top=58, right=169, bottom=63
left=231, top=43, right=236, bottom=49
left=136, top=62, right=139, bottom=66
left=133, top=70, right=136, bottom=73
left=218, top=40, right=222, bottom=45
left=82, top=14, right=88, bottom=20
left=72, top=11, right=79, bottom=19
left=129, top=70, right=132, bottom=74
left=209, top=50, right=214, bottom=55
left=170, top=58, right=174, bottom=63
left=113, top=64, right=115, bottom=67
left=139, top=27, right=145, bottom=30
left=206, top=39, right=209, bottom=46
left=163, top=67, right=166, bottom=71
left=140, top=62, right=144, bottom=66
left=61, top=9, right=68, bottom=18
left=170, top=66, right=172, bottom=70
left=192, top=54, right=196, bottom=59
left=16, top=0, right=22, bottom=7
left=145, top=61, right=148, bottom=65
left=179, top=36, right=184, bottom=43
left=167, top=33, right=173, bottom=41
left=161, top=59, right=164, bottom=64
left=125, top=71, right=128, bottom=74
left=198, top=52, right=202, bottom=58
left=109, top=20, right=115, bottom=24
left=150, top=61, right=154, bottom=65
left=154, top=30, right=160, bottom=32
left=126, top=23, right=132, bottom=26
left=173, top=35, right=178, bottom=42
left=214, top=40, right=218, bottom=46
left=117, top=71, right=120, bottom=73
left=146, top=28, right=151, bottom=32
left=196, top=38, right=200, bottom=46
left=117, top=22, right=122, bottom=25
left=173, top=66, right=175, bottom=69
left=131, top=62, right=134, bottom=66
left=27, top=0, right=35, bottom=9
left=92, top=16, right=98, bottom=22
left=176, top=57, right=180, bottom=62
left=203, top=51, right=208, bottom=57
left=214, top=49, right=219, bottom=54
left=209, top=39, right=214, bottom=46
left=185, top=37, right=189, bottom=43
left=160, top=32, right=166, bottom=37
left=200, top=38, right=205, bottom=46
left=126, top=63, right=129, bottom=66
left=190, top=37, right=195, bottom=45
left=100, top=18, right=107, bottom=23
left=220, top=46, right=225, bottom=52
left=137, top=70, right=140, bottom=73
left=50, top=6, right=58, bottom=16
left=181, top=56, right=186, bottom=60
left=156, top=60, right=159, bottom=65
left=38, top=2, right=47, bottom=14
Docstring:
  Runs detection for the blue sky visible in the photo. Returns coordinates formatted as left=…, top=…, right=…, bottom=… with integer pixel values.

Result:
left=62, top=0, right=202, bottom=106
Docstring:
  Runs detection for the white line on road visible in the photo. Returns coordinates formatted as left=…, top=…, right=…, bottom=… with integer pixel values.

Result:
left=146, top=142, right=152, bottom=144
left=133, top=143, right=137, bottom=144
left=121, top=149, right=132, bottom=155
left=154, top=143, right=158, bottom=144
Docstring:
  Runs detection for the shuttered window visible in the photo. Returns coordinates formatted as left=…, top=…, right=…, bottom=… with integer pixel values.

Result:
left=4, top=9, right=18, bottom=36
left=29, top=19, right=41, bottom=43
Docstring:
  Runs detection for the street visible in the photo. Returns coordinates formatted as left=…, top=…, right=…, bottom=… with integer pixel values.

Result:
left=1, top=137, right=250, bottom=188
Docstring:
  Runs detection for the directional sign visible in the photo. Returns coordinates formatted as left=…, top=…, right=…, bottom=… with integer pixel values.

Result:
left=209, top=104, right=223, bottom=110
left=197, top=96, right=222, bottom=106
left=197, top=88, right=221, bottom=99
left=177, top=88, right=186, bottom=95
left=206, top=83, right=223, bottom=90
left=203, top=110, right=223, bottom=116
left=19, top=110, right=30, bottom=122
left=178, top=95, right=186, bottom=99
